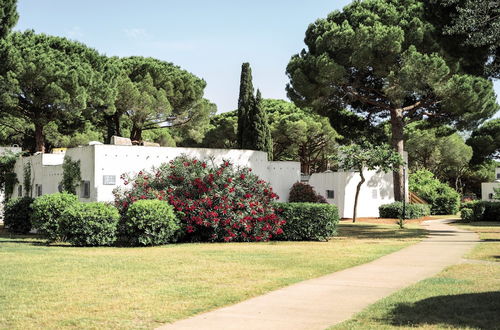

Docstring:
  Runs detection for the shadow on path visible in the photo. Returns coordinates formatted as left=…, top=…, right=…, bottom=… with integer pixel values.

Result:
left=387, top=292, right=500, bottom=330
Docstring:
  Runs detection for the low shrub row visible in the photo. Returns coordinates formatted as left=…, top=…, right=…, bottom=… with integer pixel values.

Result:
left=4, top=196, right=340, bottom=246
left=379, top=202, right=431, bottom=219
left=276, top=203, right=339, bottom=241
left=460, top=201, right=500, bottom=222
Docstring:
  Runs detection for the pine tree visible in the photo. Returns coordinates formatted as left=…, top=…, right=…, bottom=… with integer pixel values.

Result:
left=237, top=63, right=254, bottom=148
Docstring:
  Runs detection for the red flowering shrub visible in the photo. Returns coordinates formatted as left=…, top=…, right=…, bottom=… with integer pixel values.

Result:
left=113, top=155, right=284, bottom=242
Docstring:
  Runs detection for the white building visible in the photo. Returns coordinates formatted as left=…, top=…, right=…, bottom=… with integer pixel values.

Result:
left=481, top=167, right=500, bottom=201
left=306, top=169, right=406, bottom=218
left=11, top=144, right=300, bottom=203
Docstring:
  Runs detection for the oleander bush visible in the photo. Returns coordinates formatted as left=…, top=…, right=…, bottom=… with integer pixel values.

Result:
left=3, top=197, right=34, bottom=234
left=114, top=155, right=284, bottom=242
left=379, top=202, right=431, bottom=219
left=275, top=203, right=339, bottom=241
left=288, top=182, right=327, bottom=203
left=61, top=202, right=119, bottom=246
left=31, top=193, right=79, bottom=242
left=409, top=169, right=460, bottom=215
left=120, top=199, right=180, bottom=246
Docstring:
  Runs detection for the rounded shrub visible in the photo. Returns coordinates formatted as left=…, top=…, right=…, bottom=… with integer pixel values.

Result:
left=61, top=202, right=119, bottom=247
left=121, top=199, right=180, bottom=246
left=288, top=182, right=327, bottom=203
left=4, top=197, right=34, bottom=234
left=460, top=208, right=474, bottom=222
left=31, top=193, right=79, bottom=242
left=379, top=202, right=431, bottom=219
left=276, top=203, right=339, bottom=241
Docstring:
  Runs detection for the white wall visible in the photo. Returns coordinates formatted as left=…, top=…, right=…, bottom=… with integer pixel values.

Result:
left=481, top=182, right=500, bottom=201
left=13, top=145, right=300, bottom=203
left=309, top=169, right=396, bottom=218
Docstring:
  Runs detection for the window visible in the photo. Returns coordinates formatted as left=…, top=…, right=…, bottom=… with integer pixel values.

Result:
left=36, top=184, right=42, bottom=197
left=497, top=173, right=500, bottom=180
left=18, top=185, right=22, bottom=197
left=489, top=193, right=494, bottom=200
left=326, top=190, right=335, bottom=199
left=81, top=181, right=90, bottom=198
left=57, top=184, right=63, bottom=193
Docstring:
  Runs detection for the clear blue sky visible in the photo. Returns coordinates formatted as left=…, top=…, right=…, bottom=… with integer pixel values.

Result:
left=14, top=0, right=500, bottom=116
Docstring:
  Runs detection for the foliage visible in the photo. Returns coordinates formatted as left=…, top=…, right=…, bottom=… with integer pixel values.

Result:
left=275, top=203, right=339, bottom=241
left=61, top=202, right=119, bottom=246
left=467, top=119, right=500, bottom=165
left=22, top=161, right=31, bottom=197
left=200, top=111, right=238, bottom=149
left=461, top=201, right=500, bottom=222
left=142, top=128, right=176, bottom=147
left=114, top=155, right=284, bottom=242
left=425, top=0, right=499, bottom=78
left=379, top=202, right=431, bottom=219
left=120, top=199, right=180, bottom=246
left=460, top=208, right=474, bottom=222
left=0, top=150, right=18, bottom=200
left=0, top=31, right=117, bottom=152
left=0, top=0, right=18, bottom=39
left=334, top=143, right=403, bottom=222
left=286, top=0, right=498, bottom=201
left=288, top=182, right=327, bottom=203
left=409, top=169, right=460, bottom=215
left=236, top=63, right=273, bottom=158
left=112, top=56, right=210, bottom=142
left=31, top=193, right=78, bottom=243
left=44, top=121, right=103, bottom=148
left=3, top=197, right=34, bottom=234
left=61, top=156, right=81, bottom=195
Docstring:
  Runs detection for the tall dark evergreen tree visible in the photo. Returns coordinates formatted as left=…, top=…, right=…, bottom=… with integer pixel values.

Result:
left=0, top=0, right=18, bottom=39
left=237, top=62, right=254, bottom=148
left=248, top=90, right=273, bottom=159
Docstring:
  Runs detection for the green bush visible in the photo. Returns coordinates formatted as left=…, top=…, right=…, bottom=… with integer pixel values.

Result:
left=121, top=199, right=180, bottom=246
left=460, top=208, right=474, bottom=222
left=379, top=202, right=431, bottom=219
left=409, top=169, right=460, bottom=215
left=3, top=197, right=34, bottom=234
left=276, top=203, right=339, bottom=241
left=61, top=202, right=119, bottom=246
left=460, top=201, right=500, bottom=222
left=288, top=182, right=327, bottom=203
left=31, top=193, right=79, bottom=243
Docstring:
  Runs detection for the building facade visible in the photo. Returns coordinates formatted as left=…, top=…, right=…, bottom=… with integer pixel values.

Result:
left=481, top=167, right=500, bottom=201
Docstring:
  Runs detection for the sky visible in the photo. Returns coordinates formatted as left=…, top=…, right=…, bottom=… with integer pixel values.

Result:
left=14, top=0, right=500, bottom=116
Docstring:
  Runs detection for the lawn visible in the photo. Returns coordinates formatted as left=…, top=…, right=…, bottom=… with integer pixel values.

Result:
left=332, top=221, right=500, bottom=330
left=0, top=222, right=425, bottom=329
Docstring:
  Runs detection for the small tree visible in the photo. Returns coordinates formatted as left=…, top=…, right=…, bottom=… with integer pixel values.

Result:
left=334, top=144, right=403, bottom=223
left=61, top=156, right=81, bottom=195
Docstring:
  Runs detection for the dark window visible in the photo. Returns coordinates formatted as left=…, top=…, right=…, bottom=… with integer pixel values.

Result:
left=57, top=184, right=63, bottom=193
left=497, top=173, right=500, bottom=179
left=489, top=193, right=494, bottom=199
left=81, top=181, right=90, bottom=198
left=18, top=185, right=22, bottom=197
left=326, top=190, right=335, bottom=199
left=36, top=184, right=42, bottom=197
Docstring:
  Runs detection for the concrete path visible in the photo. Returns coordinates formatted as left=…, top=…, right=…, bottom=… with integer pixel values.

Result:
left=158, top=220, right=479, bottom=330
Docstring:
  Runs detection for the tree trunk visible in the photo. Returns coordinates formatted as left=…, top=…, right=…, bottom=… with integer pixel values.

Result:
left=104, top=115, right=114, bottom=144
left=34, top=122, right=45, bottom=153
left=390, top=109, right=405, bottom=202
left=130, top=124, right=142, bottom=142
left=114, top=113, right=121, bottom=137
left=353, top=168, right=365, bottom=223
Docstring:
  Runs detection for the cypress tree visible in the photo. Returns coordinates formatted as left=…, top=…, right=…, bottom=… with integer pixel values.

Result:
left=237, top=63, right=254, bottom=148
left=250, top=90, right=273, bottom=160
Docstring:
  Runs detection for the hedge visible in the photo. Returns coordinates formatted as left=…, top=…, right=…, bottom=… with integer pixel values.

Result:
left=379, top=202, right=431, bottom=219
left=460, top=201, right=500, bottom=222
left=61, top=202, right=119, bottom=246
left=276, top=203, right=339, bottom=241
left=3, top=197, right=34, bottom=234
left=31, top=193, right=79, bottom=243
left=120, top=199, right=180, bottom=246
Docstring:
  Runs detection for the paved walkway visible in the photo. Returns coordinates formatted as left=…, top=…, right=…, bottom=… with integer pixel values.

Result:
left=158, top=220, right=479, bottom=330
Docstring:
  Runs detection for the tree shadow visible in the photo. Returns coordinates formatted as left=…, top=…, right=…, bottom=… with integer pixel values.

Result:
left=386, top=292, right=500, bottom=329
left=337, top=224, right=428, bottom=240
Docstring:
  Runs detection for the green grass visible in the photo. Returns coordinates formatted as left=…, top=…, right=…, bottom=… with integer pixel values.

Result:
left=0, top=223, right=425, bottom=329
left=332, top=221, right=500, bottom=330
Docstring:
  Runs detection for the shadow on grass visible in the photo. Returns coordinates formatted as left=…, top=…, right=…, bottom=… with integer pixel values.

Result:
left=336, top=224, right=427, bottom=240
left=387, top=292, right=500, bottom=329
